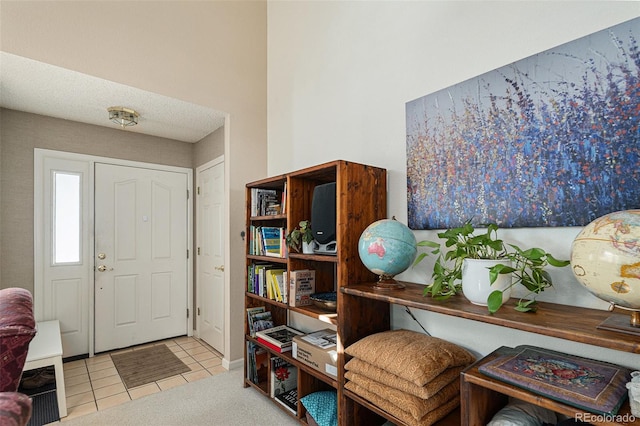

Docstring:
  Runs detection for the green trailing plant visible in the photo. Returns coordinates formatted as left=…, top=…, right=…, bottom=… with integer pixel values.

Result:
left=414, top=220, right=570, bottom=313
left=487, top=244, right=570, bottom=313
left=285, top=220, right=314, bottom=252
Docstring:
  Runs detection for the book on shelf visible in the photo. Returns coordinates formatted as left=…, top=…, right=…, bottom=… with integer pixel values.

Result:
left=256, top=325, right=304, bottom=353
left=274, top=388, right=297, bottom=415
left=246, top=341, right=269, bottom=385
left=270, top=356, right=298, bottom=398
left=266, top=268, right=287, bottom=303
left=251, top=263, right=273, bottom=297
left=248, top=263, right=289, bottom=303
left=261, top=226, right=285, bottom=258
left=281, top=182, right=287, bottom=213
left=289, top=269, right=316, bottom=307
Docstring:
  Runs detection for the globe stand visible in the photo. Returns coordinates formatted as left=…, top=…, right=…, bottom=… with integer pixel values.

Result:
left=373, top=275, right=406, bottom=291
left=596, top=302, right=640, bottom=337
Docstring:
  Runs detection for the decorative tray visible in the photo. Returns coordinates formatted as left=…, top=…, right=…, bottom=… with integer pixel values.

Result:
left=310, top=292, right=337, bottom=312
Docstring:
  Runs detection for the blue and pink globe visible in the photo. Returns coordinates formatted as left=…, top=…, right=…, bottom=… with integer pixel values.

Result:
left=358, top=219, right=417, bottom=281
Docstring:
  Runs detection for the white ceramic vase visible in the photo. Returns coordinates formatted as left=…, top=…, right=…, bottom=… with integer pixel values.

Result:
left=462, top=258, right=512, bottom=306
left=302, top=241, right=315, bottom=254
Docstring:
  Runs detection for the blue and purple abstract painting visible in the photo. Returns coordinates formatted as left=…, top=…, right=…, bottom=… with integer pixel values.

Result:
left=406, top=18, right=640, bottom=229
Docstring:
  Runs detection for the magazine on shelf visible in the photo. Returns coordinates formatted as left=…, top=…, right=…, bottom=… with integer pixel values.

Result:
left=246, top=306, right=265, bottom=337
left=274, top=388, right=297, bottom=415
left=249, top=310, right=274, bottom=338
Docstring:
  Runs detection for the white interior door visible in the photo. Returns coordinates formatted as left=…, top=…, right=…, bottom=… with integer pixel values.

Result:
left=196, top=159, right=225, bottom=353
left=94, top=163, right=189, bottom=353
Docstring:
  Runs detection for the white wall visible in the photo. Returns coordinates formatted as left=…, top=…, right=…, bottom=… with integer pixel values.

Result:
left=267, top=2, right=640, bottom=368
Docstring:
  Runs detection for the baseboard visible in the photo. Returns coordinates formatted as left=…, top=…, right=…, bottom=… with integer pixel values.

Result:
left=224, top=357, right=243, bottom=371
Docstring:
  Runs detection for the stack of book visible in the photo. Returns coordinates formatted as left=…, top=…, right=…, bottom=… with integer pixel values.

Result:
left=256, top=325, right=304, bottom=353
left=247, top=264, right=288, bottom=303
left=248, top=226, right=286, bottom=258
left=250, top=188, right=282, bottom=216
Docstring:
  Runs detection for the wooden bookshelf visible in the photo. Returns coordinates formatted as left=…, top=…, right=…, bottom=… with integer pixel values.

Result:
left=244, top=160, right=387, bottom=424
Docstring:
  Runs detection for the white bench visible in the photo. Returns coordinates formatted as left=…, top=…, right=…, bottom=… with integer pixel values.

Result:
left=24, top=320, right=67, bottom=418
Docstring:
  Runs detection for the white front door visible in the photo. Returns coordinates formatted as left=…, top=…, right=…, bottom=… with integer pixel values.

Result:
left=196, top=159, right=225, bottom=353
left=35, top=155, right=91, bottom=357
left=94, top=163, right=189, bottom=353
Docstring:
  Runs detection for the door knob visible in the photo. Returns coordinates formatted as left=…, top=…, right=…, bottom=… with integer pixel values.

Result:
left=214, top=265, right=225, bottom=271
left=97, top=265, right=113, bottom=272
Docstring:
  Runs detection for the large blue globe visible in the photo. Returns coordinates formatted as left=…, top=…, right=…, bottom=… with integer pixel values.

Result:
left=358, top=219, right=417, bottom=281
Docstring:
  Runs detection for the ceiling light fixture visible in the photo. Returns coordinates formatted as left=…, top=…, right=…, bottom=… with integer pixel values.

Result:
left=108, top=106, right=139, bottom=128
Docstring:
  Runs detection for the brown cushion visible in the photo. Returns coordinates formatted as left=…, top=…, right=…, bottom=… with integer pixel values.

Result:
left=344, top=329, right=475, bottom=386
left=345, top=371, right=459, bottom=420
left=345, top=358, right=463, bottom=399
left=345, top=380, right=459, bottom=426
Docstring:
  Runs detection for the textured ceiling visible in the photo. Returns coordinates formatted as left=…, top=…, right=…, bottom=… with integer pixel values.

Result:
left=0, top=52, right=226, bottom=143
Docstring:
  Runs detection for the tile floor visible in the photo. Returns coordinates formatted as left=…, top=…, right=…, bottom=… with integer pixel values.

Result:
left=50, top=336, right=225, bottom=423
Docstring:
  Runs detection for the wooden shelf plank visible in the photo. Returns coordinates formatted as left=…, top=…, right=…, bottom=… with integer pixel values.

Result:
left=289, top=253, right=339, bottom=263
left=250, top=214, right=287, bottom=221
left=342, top=281, right=640, bottom=354
left=290, top=304, right=338, bottom=325
left=344, top=389, right=460, bottom=426
left=246, top=254, right=288, bottom=264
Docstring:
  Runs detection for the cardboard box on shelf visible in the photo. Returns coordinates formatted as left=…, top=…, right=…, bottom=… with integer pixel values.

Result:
left=292, top=329, right=338, bottom=379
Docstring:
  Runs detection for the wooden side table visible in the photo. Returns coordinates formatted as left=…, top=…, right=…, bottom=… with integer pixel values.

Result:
left=24, top=320, right=67, bottom=418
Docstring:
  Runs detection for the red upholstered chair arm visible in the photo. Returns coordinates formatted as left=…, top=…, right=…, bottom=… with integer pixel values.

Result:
left=0, top=392, right=32, bottom=426
left=0, top=288, right=37, bottom=392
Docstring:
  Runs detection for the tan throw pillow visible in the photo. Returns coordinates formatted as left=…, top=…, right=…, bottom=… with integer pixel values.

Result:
left=344, top=380, right=459, bottom=426
left=344, top=329, right=475, bottom=386
left=345, top=371, right=459, bottom=420
left=345, top=358, right=463, bottom=399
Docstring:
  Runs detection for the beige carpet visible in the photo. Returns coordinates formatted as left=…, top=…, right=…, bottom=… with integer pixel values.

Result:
left=111, top=344, right=191, bottom=389
left=62, top=369, right=299, bottom=426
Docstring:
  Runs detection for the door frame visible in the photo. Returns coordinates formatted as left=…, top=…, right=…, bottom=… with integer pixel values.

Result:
left=34, top=148, right=193, bottom=357
left=195, top=155, right=225, bottom=350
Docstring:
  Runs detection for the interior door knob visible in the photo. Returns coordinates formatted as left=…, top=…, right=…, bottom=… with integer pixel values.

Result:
left=214, top=265, right=225, bottom=271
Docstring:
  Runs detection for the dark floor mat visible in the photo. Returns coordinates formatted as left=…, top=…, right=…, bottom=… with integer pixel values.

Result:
left=26, top=389, right=59, bottom=426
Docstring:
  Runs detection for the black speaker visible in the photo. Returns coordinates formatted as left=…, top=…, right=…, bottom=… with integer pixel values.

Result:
left=311, top=182, right=337, bottom=254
